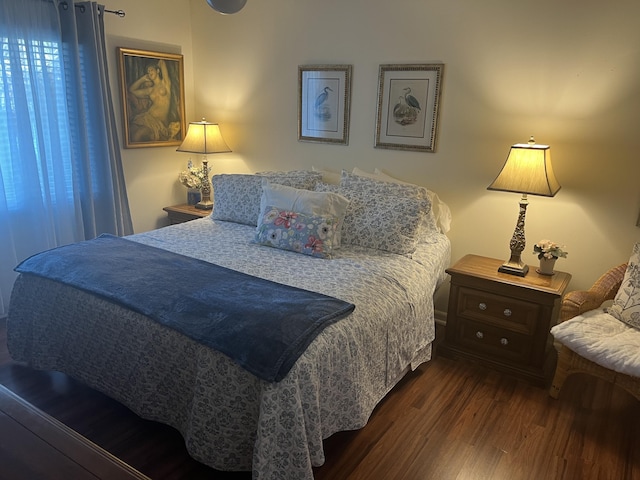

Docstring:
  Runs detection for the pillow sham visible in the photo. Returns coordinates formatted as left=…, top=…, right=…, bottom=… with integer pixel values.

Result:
left=341, top=170, right=429, bottom=200
left=254, top=206, right=338, bottom=259
left=212, top=171, right=321, bottom=226
left=259, top=181, right=349, bottom=248
left=315, top=183, right=428, bottom=255
left=350, top=167, right=451, bottom=235
left=372, top=168, right=452, bottom=234
left=256, top=170, right=323, bottom=186
left=340, top=170, right=436, bottom=238
left=608, top=243, right=640, bottom=330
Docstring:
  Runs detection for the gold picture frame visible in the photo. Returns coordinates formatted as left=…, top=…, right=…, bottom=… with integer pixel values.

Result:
left=117, top=48, right=186, bottom=148
left=298, top=65, right=352, bottom=145
left=375, top=63, right=444, bottom=153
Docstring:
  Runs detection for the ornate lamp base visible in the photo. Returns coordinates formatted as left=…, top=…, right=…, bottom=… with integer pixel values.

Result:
left=195, top=158, right=213, bottom=210
left=195, top=200, right=213, bottom=210
left=499, top=194, right=530, bottom=277
left=498, top=259, right=529, bottom=277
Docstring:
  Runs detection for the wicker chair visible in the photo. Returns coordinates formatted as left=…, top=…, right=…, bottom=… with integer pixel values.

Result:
left=549, top=263, right=640, bottom=401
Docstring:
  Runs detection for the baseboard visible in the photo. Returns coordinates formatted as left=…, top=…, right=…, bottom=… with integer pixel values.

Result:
left=434, top=309, right=447, bottom=327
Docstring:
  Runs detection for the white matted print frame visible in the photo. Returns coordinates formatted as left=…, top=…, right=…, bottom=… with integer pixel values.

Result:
left=298, top=65, right=352, bottom=145
left=375, top=63, right=444, bottom=153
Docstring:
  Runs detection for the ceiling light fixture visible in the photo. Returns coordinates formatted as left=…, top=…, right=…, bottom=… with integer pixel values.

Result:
left=206, top=0, right=247, bottom=14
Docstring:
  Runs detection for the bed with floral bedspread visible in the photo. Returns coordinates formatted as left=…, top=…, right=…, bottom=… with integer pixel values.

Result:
left=7, top=170, right=451, bottom=479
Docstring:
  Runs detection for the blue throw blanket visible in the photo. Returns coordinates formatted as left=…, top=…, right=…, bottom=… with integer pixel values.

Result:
left=15, top=234, right=355, bottom=382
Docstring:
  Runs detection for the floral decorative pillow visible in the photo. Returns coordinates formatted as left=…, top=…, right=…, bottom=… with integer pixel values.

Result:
left=259, top=181, right=349, bottom=248
left=211, top=171, right=322, bottom=226
left=608, top=243, right=640, bottom=330
left=254, top=206, right=338, bottom=258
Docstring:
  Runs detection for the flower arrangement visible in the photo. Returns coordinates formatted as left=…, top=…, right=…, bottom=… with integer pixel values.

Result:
left=533, top=239, right=568, bottom=260
left=178, top=160, right=207, bottom=190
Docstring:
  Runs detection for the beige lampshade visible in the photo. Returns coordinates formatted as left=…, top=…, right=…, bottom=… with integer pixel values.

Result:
left=176, top=120, right=231, bottom=154
left=487, top=137, right=560, bottom=197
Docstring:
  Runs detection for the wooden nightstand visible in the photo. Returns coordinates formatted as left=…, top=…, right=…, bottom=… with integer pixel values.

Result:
left=439, top=254, right=571, bottom=386
left=163, top=204, right=211, bottom=225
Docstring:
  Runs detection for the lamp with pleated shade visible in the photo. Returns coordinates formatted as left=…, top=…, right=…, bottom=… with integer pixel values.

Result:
left=177, top=119, right=231, bottom=210
left=487, top=136, right=561, bottom=276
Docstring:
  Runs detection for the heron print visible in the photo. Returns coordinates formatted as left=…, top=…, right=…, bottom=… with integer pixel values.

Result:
left=314, top=86, right=333, bottom=121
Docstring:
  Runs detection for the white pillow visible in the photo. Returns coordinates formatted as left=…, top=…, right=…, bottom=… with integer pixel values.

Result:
left=312, top=166, right=341, bottom=185
left=259, top=181, right=349, bottom=248
left=608, top=243, right=640, bottom=330
left=351, top=167, right=381, bottom=181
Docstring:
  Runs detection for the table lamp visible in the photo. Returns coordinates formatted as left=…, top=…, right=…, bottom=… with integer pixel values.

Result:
left=487, top=136, right=561, bottom=276
left=177, top=119, right=231, bottom=210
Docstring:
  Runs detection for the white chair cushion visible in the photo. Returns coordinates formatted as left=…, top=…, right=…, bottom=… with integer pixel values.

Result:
left=550, top=307, right=640, bottom=378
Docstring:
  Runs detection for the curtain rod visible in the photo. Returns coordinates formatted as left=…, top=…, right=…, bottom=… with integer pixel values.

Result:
left=60, top=1, right=126, bottom=17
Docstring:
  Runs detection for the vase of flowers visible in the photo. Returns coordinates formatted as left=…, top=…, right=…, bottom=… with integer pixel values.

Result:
left=178, top=161, right=206, bottom=205
left=533, top=239, right=568, bottom=276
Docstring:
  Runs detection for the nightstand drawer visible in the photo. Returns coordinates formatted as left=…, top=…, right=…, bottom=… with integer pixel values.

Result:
left=456, top=318, right=532, bottom=364
left=456, top=287, right=540, bottom=335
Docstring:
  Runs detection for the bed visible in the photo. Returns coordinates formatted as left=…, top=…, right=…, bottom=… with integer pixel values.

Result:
left=7, top=169, right=451, bottom=479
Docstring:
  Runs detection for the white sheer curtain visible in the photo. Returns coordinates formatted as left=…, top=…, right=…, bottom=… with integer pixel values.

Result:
left=0, top=0, right=132, bottom=317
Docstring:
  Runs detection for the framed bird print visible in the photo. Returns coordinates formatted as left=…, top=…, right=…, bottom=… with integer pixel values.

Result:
left=375, top=63, right=444, bottom=153
left=298, top=65, right=352, bottom=145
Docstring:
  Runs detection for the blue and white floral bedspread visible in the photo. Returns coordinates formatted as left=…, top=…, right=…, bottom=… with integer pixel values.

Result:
left=7, top=217, right=451, bottom=480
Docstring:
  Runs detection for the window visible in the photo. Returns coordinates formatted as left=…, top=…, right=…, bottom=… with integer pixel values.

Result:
left=0, top=35, right=74, bottom=211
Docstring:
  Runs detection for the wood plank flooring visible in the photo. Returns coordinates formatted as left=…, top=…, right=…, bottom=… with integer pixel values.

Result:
left=1, top=318, right=638, bottom=479
left=0, top=384, right=150, bottom=480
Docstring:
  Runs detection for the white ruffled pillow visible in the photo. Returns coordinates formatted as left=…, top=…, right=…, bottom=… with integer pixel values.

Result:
left=311, top=166, right=341, bottom=185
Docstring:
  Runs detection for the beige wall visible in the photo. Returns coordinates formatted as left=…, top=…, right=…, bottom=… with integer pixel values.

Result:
left=105, top=0, right=640, bottom=314
left=103, top=0, right=196, bottom=233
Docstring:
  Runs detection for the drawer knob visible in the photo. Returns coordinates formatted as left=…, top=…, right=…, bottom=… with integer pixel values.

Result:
left=500, top=337, right=509, bottom=346
left=475, top=331, right=484, bottom=339
left=503, top=308, right=512, bottom=317
left=478, top=303, right=487, bottom=311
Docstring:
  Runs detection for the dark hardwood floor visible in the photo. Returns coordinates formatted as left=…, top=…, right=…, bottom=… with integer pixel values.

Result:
left=1, top=318, right=638, bottom=480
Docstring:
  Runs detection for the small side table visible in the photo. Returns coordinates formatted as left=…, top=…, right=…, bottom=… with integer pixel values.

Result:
left=163, top=204, right=211, bottom=225
left=439, top=254, right=572, bottom=386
